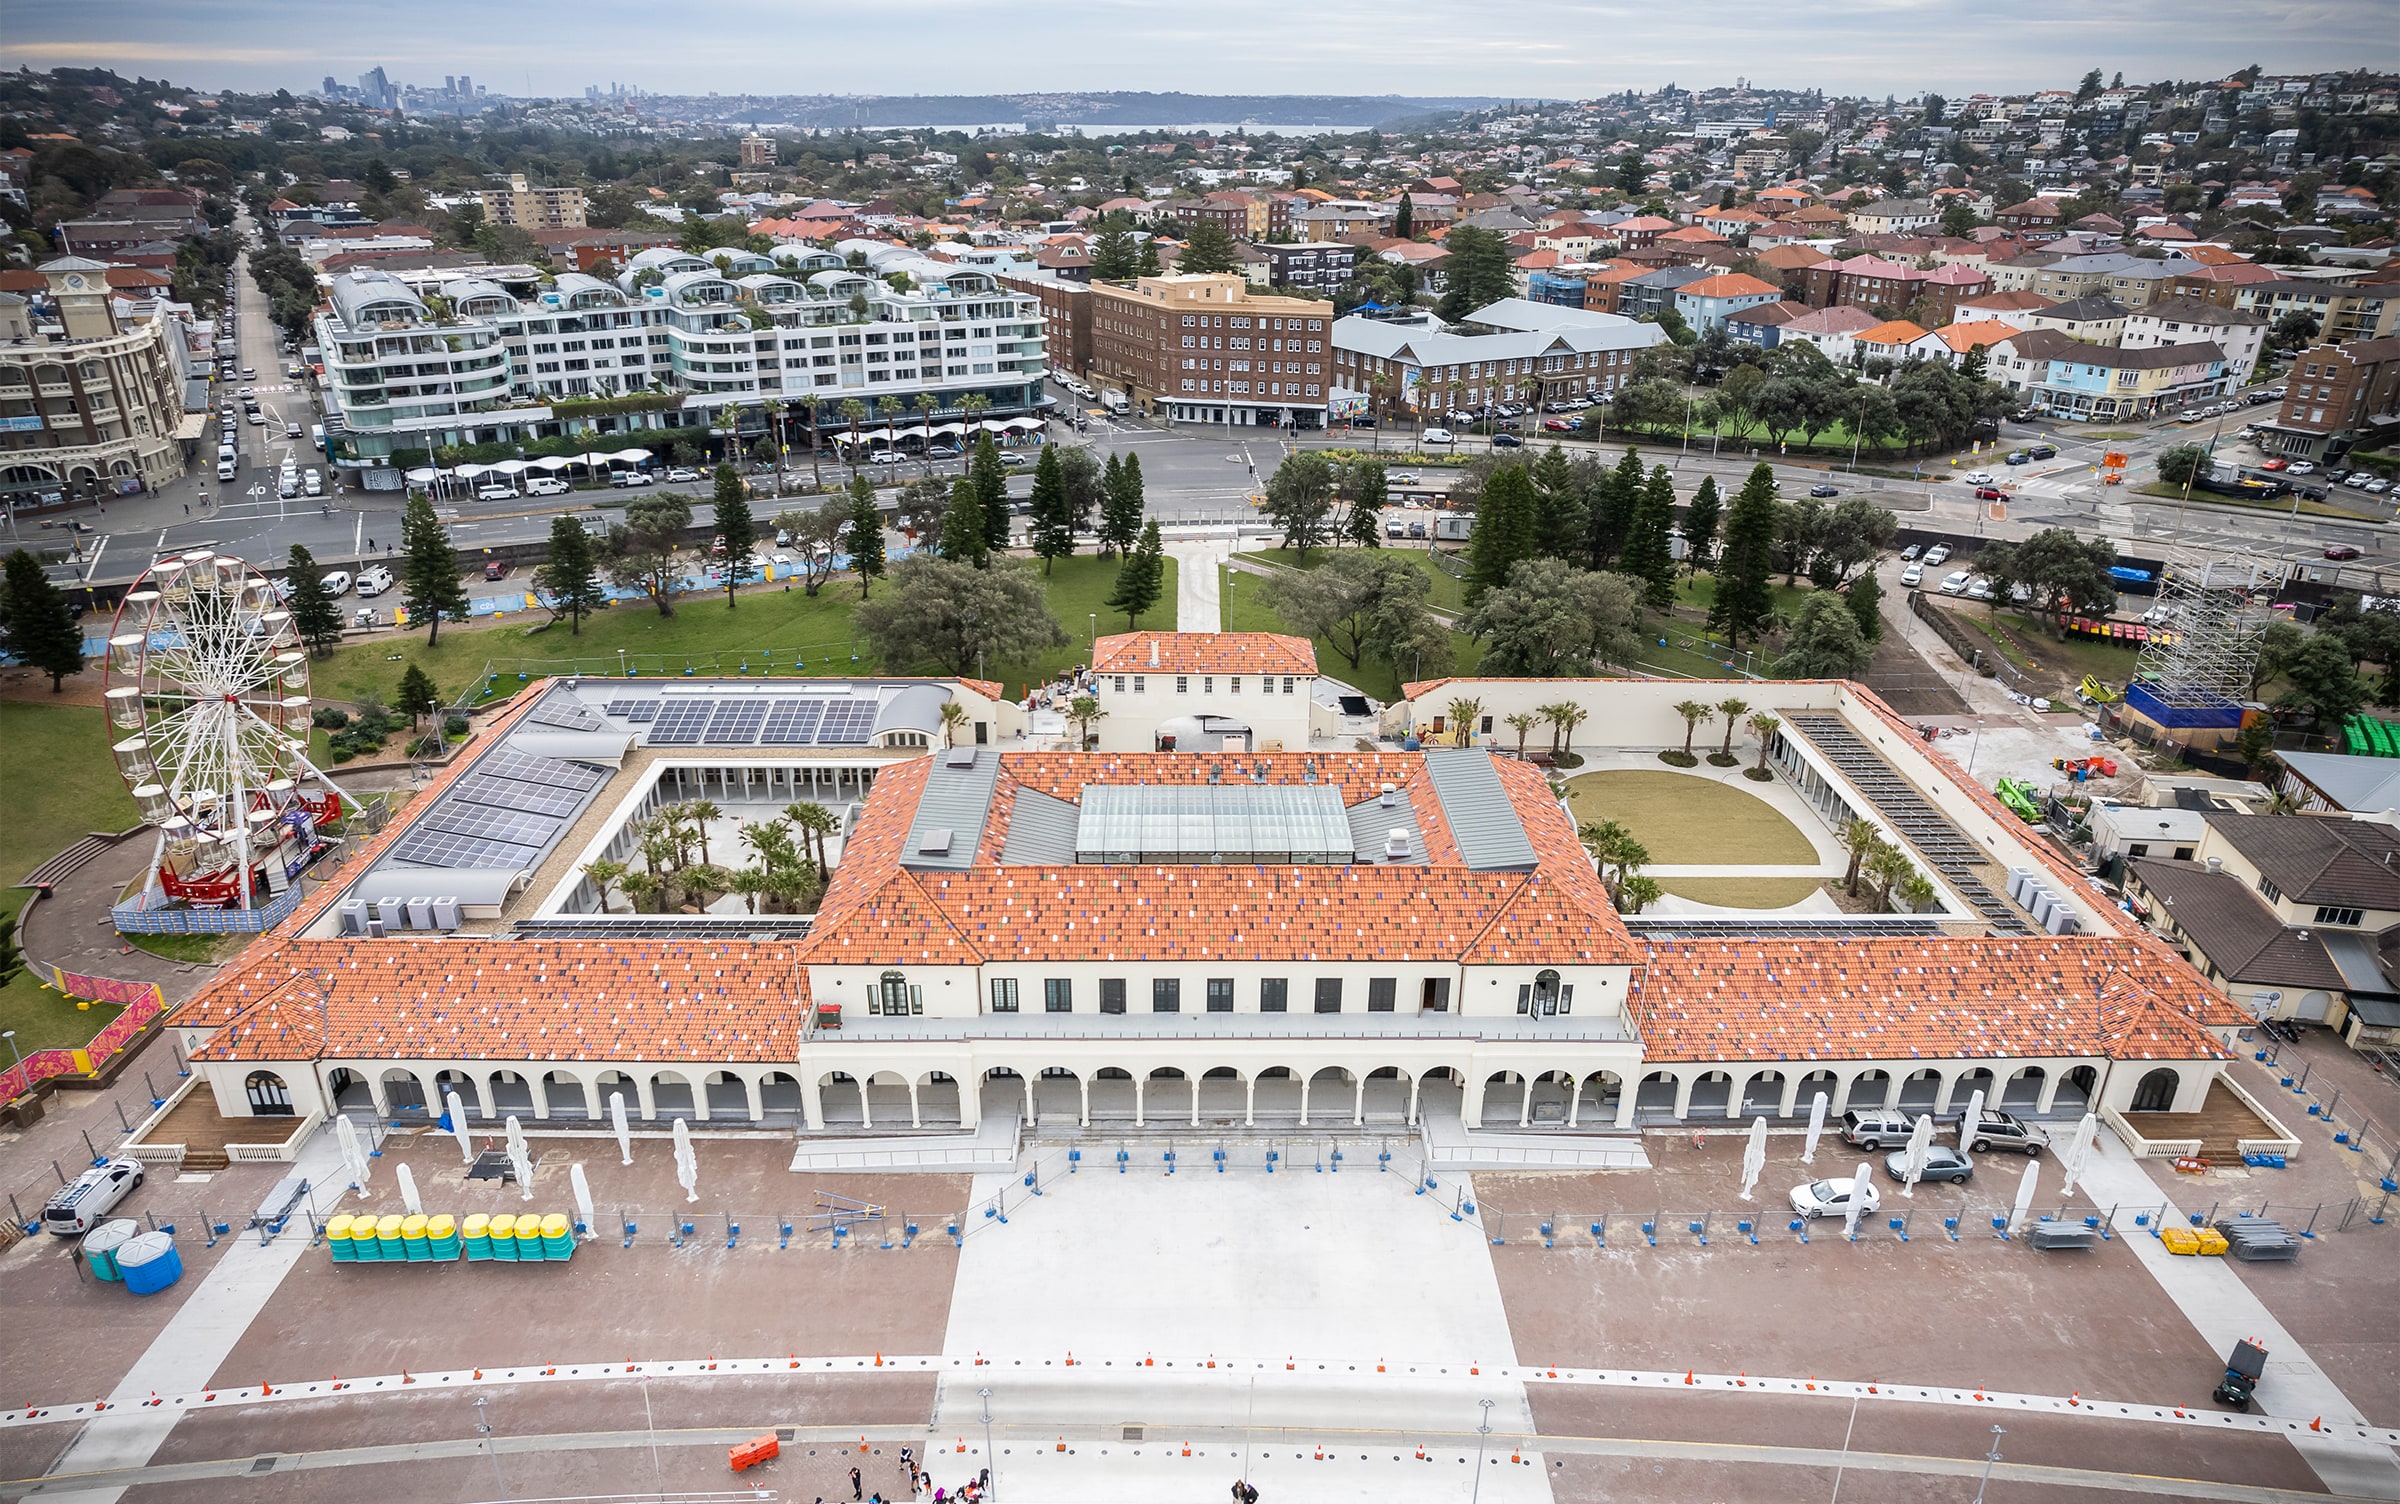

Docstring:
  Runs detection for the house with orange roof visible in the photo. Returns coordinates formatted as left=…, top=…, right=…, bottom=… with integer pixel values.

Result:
left=1672, top=272, right=1784, bottom=332
left=1931, top=320, right=2017, bottom=359
left=1853, top=318, right=1945, bottom=363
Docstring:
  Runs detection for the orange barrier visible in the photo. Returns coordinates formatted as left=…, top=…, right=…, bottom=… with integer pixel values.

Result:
left=729, top=1432, right=778, bottom=1471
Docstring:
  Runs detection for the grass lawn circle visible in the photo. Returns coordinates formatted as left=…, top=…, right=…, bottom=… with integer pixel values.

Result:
left=1563, top=768, right=1817, bottom=866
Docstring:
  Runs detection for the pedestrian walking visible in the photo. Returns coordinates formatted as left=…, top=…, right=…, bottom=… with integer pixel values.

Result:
left=182, top=503, right=189, bottom=516
left=850, top=1466, right=862, bottom=1500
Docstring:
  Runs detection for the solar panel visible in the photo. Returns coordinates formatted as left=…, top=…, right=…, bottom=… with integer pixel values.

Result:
left=390, top=826, right=545, bottom=870
left=529, top=698, right=607, bottom=731
left=759, top=699, right=826, bottom=745
left=606, top=699, right=660, bottom=724
left=452, top=774, right=587, bottom=818
left=703, top=700, right=769, bottom=745
left=647, top=701, right=716, bottom=745
left=423, top=802, right=562, bottom=848
left=815, top=699, right=878, bottom=744
left=476, top=748, right=607, bottom=791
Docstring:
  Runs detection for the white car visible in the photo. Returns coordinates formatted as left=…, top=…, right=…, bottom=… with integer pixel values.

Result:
left=1389, top=471, right=1422, bottom=485
left=354, top=566, right=394, bottom=598
left=1965, top=575, right=1994, bottom=600
left=1964, top=471, right=1994, bottom=486
left=610, top=470, right=655, bottom=487
left=1421, top=428, right=1455, bottom=445
left=1921, top=544, right=1952, bottom=566
left=523, top=476, right=570, bottom=497
left=2288, top=461, right=2317, bottom=475
left=302, top=469, right=323, bottom=497
left=1900, top=562, right=1925, bottom=587
left=664, top=467, right=703, bottom=482
left=475, top=483, right=517, bottom=501
left=1790, top=1178, right=1879, bottom=1221
left=320, top=570, right=353, bottom=596
left=870, top=452, right=903, bottom=465
left=1938, top=569, right=1972, bottom=595
left=246, top=410, right=266, bottom=426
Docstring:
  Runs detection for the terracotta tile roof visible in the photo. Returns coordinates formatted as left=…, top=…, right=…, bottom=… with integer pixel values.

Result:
left=1678, top=273, right=1781, bottom=299
left=189, top=938, right=805, bottom=1064
left=1856, top=319, right=1933, bottom=346
left=1628, top=937, right=2240, bottom=1064
left=1092, top=631, right=1316, bottom=677
left=1933, top=320, right=2016, bottom=353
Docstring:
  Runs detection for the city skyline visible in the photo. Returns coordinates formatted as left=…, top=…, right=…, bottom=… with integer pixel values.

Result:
left=9, top=0, right=2396, bottom=103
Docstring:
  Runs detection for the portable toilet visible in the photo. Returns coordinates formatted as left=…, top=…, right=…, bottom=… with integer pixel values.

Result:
left=115, top=1230, right=183, bottom=1295
left=81, top=1218, right=140, bottom=1281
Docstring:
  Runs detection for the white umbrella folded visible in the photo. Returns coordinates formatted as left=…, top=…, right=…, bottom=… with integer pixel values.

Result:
left=1959, top=1089, right=1987, bottom=1165
left=2010, top=1159, right=2042, bottom=1238
left=336, top=1113, right=370, bottom=1200
left=611, top=1091, right=633, bottom=1165
left=1738, top=1116, right=1769, bottom=1202
left=447, top=1090, right=474, bottom=1165
left=505, top=1114, right=535, bottom=1201
left=1843, top=1161, right=1873, bottom=1239
left=1802, top=1091, right=1829, bottom=1166
left=2059, top=1111, right=2099, bottom=1197
left=1899, top=1113, right=1936, bottom=1198
left=570, top=1163, right=595, bottom=1236
left=672, top=1117, right=698, bottom=1204
left=396, top=1161, right=423, bottom=1218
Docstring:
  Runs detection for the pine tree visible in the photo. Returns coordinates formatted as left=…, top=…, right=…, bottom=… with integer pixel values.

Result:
left=1394, top=192, right=1415, bottom=240
left=284, top=543, right=344, bottom=654
left=1529, top=445, right=1586, bottom=560
left=1709, top=463, right=1781, bottom=648
left=398, top=493, right=468, bottom=646
left=1176, top=220, right=1241, bottom=274
left=845, top=476, right=886, bottom=597
left=1105, top=517, right=1165, bottom=628
left=940, top=477, right=989, bottom=568
left=1133, top=236, right=1161, bottom=276
left=394, top=661, right=442, bottom=728
left=1586, top=447, right=1646, bottom=569
left=969, top=435, right=1009, bottom=554
left=1680, top=476, right=1722, bottom=577
left=712, top=465, right=756, bottom=607
left=1, top=548, right=84, bottom=691
left=1028, top=443, right=1075, bottom=572
left=1345, top=460, right=1389, bottom=549
left=1620, top=465, right=1680, bottom=613
left=1846, top=566, right=1885, bottom=644
left=1468, top=464, right=1537, bottom=602
left=537, top=515, right=605, bottom=634
left=1099, top=450, right=1145, bottom=558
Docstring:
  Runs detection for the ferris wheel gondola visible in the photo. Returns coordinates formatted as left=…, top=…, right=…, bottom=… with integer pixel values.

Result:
left=101, top=551, right=350, bottom=913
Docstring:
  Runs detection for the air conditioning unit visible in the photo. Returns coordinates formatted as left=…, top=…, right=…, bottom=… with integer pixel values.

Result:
left=405, top=896, right=434, bottom=931
left=2006, top=867, right=2036, bottom=904
left=431, top=896, right=462, bottom=930
left=338, top=898, right=367, bottom=935
left=1385, top=829, right=1411, bottom=860
left=375, top=896, right=407, bottom=931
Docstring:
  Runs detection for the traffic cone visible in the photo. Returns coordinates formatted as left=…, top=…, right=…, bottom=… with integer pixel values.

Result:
left=1286, top=1356, right=1295, bottom=1370
left=1376, top=1358, right=1386, bottom=1373
left=790, top=1354, right=800, bottom=1369
left=2069, top=1393, right=2080, bottom=1407
left=1181, top=1443, right=1191, bottom=1457
left=401, top=1371, right=414, bottom=1385
left=1143, top=1353, right=1154, bottom=1367
left=2310, top=1417, right=2324, bottom=1432
left=859, top=1436, right=870, bottom=1453
left=1684, top=1370, right=1695, bottom=1385
left=874, top=1352, right=884, bottom=1368
left=1207, top=1354, right=1216, bottom=1368
left=1056, top=1437, right=1066, bottom=1453
left=957, top=1438, right=966, bottom=1453
left=1470, top=1363, right=1480, bottom=1375
left=1064, top=1351, right=1075, bottom=1366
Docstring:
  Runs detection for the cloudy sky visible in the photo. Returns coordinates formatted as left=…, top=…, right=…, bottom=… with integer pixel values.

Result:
left=11, top=0, right=2394, bottom=101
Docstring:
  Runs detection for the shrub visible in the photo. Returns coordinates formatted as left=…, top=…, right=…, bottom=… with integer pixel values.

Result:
left=1657, top=749, right=1698, bottom=767
left=312, top=707, right=349, bottom=730
left=443, top=714, right=468, bottom=737
left=1706, top=752, right=1739, bottom=767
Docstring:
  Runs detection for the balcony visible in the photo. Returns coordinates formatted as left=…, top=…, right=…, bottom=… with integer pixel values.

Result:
left=818, top=1011, right=1636, bottom=1048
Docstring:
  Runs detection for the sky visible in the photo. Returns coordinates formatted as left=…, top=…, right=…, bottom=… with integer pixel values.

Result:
left=10, top=0, right=2397, bottom=102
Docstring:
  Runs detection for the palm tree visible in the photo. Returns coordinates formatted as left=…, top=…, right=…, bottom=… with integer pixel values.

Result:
left=939, top=700, right=970, bottom=748
left=1505, top=711, right=1539, bottom=757
left=1866, top=841, right=1915, bottom=912
left=1714, top=697, right=1749, bottom=758
left=786, top=801, right=840, bottom=880
left=1366, top=371, right=1394, bottom=453
left=1673, top=699, right=1713, bottom=759
left=1538, top=701, right=1574, bottom=757
left=1578, top=818, right=1649, bottom=898
left=875, top=395, right=904, bottom=466
left=1894, top=871, right=1937, bottom=914
left=840, top=398, right=867, bottom=478
left=1067, top=693, right=1107, bottom=750
left=1747, top=712, right=1781, bottom=774
left=1445, top=696, right=1483, bottom=747
left=620, top=869, right=664, bottom=914
left=1554, top=702, right=1588, bottom=756
left=1618, top=875, right=1662, bottom=915
left=795, top=393, right=824, bottom=490
left=960, top=392, right=992, bottom=452
left=730, top=866, right=768, bottom=915
left=913, top=391, right=941, bottom=479
left=581, top=858, right=629, bottom=912
left=1836, top=816, right=1879, bottom=895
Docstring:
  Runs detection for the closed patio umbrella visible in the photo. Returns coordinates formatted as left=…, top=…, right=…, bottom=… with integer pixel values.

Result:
left=447, top=1090, right=474, bottom=1165
left=570, top=1162, right=595, bottom=1236
left=336, top=1113, right=370, bottom=1199
left=1898, top=1113, right=1937, bottom=1198
left=1958, top=1089, right=1987, bottom=1164
left=396, top=1161, right=423, bottom=1218
left=1842, top=1162, right=1873, bottom=1239
left=1802, top=1091, right=1829, bottom=1165
left=2010, top=1159, right=2042, bottom=1238
left=1738, top=1116, right=1769, bottom=1201
left=611, top=1091, right=632, bottom=1165
left=672, top=1117, right=699, bottom=1203
left=2058, top=1111, right=2099, bottom=1197
left=505, top=1114, right=535, bottom=1201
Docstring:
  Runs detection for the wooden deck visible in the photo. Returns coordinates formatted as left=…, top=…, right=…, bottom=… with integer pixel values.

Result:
left=137, top=1089, right=293, bottom=1170
left=2125, top=1080, right=2283, bottom=1159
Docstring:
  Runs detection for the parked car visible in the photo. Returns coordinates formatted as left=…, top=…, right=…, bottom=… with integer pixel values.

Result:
left=1385, top=518, right=1408, bottom=538
left=1408, top=519, right=1428, bottom=539
left=1938, top=570, right=1971, bottom=595
left=1900, top=562, right=1925, bottom=587
left=2325, top=544, right=2363, bottom=560
left=1421, top=428, right=1455, bottom=445
left=43, top=1159, right=144, bottom=1236
left=927, top=444, right=960, bottom=459
left=2369, top=479, right=2393, bottom=495
left=1965, top=471, right=1995, bottom=486
left=1965, top=575, right=1994, bottom=600
left=484, top=559, right=512, bottom=581
left=355, top=566, right=394, bottom=598
left=2259, top=457, right=2288, bottom=471
left=523, top=476, right=570, bottom=497
left=1899, top=544, right=1921, bottom=562
left=610, top=470, right=655, bottom=487
left=475, top=483, right=517, bottom=501
left=1808, top=484, right=1840, bottom=498
left=2345, top=473, right=2374, bottom=488
left=1884, top=1145, right=1974, bottom=1184
left=1964, top=1110, right=2049, bottom=1156
left=320, top=570, right=353, bottom=596
left=2004, top=450, right=2031, bottom=465
left=1790, top=1177, right=1879, bottom=1220
left=1921, top=544, right=1951, bottom=566
left=1492, top=432, right=1523, bottom=448
left=1841, top=1110, right=1923, bottom=1150
left=664, top=467, right=703, bottom=482
left=2288, top=461, right=2317, bottom=475
left=1000, top=451, right=1028, bottom=467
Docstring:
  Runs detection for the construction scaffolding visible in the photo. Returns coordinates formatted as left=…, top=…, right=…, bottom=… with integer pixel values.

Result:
left=2132, top=552, right=2276, bottom=716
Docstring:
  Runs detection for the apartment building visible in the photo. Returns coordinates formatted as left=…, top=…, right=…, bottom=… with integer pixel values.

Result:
left=1159, top=191, right=1288, bottom=241
left=995, top=265, right=1092, bottom=379
left=739, top=134, right=777, bottom=169
left=2255, top=337, right=2400, bottom=462
left=1331, top=302, right=1663, bottom=419
left=0, top=258, right=195, bottom=510
left=1089, top=273, right=1331, bottom=427
left=1254, top=241, right=1357, bottom=294
left=313, top=243, right=1047, bottom=470
left=1987, top=252, right=2178, bottom=308
left=2121, top=298, right=2267, bottom=384
left=475, top=174, right=588, bottom=231
left=2232, top=280, right=2400, bottom=345
left=1987, top=327, right=2231, bottom=421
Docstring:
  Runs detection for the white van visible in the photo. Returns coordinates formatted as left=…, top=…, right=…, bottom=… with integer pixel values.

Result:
left=474, top=483, right=517, bottom=502
left=354, top=565, right=393, bottom=598
left=216, top=459, right=238, bottom=481
left=309, top=424, right=326, bottom=453
left=523, top=476, right=570, bottom=498
left=44, top=1159, right=144, bottom=1236
left=320, top=570, right=353, bottom=596
left=217, top=442, right=237, bottom=463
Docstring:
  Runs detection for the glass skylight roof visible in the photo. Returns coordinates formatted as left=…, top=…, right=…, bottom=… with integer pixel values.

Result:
left=1074, top=783, right=1356, bottom=865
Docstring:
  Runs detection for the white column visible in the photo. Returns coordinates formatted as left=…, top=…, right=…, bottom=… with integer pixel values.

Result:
left=1189, top=1078, right=1200, bottom=1128
left=1134, top=1078, right=1146, bottom=1128
left=1078, top=1076, right=1090, bottom=1128
left=1567, top=1076, right=1582, bottom=1129
left=1613, top=1079, right=1636, bottom=1130
left=803, top=1076, right=825, bottom=1131
left=1351, top=1075, right=1364, bottom=1128
left=1297, top=1074, right=1311, bottom=1127
left=858, top=1077, right=872, bottom=1130
left=742, top=1073, right=763, bottom=1123
left=1462, top=1074, right=1485, bottom=1127
left=909, top=1081, right=922, bottom=1129
left=2036, top=1069, right=2062, bottom=1115
left=1671, top=1073, right=1696, bottom=1121
left=528, top=1073, right=551, bottom=1121
left=1244, top=1076, right=1256, bottom=1128
left=1779, top=1076, right=1803, bottom=1118
left=1022, top=1075, right=1036, bottom=1128
left=1518, top=1075, right=1533, bottom=1128
left=635, top=1073, right=657, bottom=1121
left=962, top=1074, right=983, bottom=1130
left=690, top=1074, right=712, bottom=1123
left=1407, top=1074, right=1422, bottom=1128
left=579, top=1075, right=599, bottom=1120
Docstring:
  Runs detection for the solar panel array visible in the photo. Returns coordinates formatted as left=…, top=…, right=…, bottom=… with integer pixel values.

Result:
left=634, top=697, right=882, bottom=747
left=475, top=748, right=607, bottom=791
left=451, top=774, right=586, bottom=818
left=390, top=826, right=544, bottom=871
left=528, top=698, right=607, bottom=731
left=422, top=802, right=561, bottom=847
left=607, top=700, right=660, bottom=724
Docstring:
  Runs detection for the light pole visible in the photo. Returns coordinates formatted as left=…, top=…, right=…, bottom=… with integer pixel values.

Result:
left=1469, top=1396, right=1496, bottom=1504
left=472, top=1394, right=504, bottom=1497
left=1971, top=1425, right=2005, bottom=1504
left=978, top=1386, right=995, bottom=1499
left=2, top=1029, right=21, bottom=1075
left=1828, top=1389, right=1862, bottom=1502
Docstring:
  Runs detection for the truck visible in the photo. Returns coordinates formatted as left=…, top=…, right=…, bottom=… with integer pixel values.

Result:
left=1101, top=389, right=1129, bottom=416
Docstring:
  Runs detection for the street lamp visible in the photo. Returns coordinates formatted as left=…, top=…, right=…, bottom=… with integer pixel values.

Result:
left=1971, top=1425, right=2005, bottom=1504
left=1470, top=1397, right=1496, bottom=1504
left=472, top=1394, right=505, bottom=1496
left=978, top=1386, right=996, bottom=1500
left=2, top=1030, right=21, bottom=1074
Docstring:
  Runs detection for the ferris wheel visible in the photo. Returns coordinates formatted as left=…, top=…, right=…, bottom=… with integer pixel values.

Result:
left=101, top=550, right=348, bottom=913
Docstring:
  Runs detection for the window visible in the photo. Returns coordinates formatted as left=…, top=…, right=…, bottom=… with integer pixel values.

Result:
left=2257, top=876, right=2283, bottom=902
left=1367, top=978, right=1397, bottom=1012
left=1228, top=677, right=1240, bottom=694
left=1260, top=978, right=1288, bottom=1013
left=1153, top=978, right=1181, bottom=1013
left=2314, top=906, right=2365, bottom=927
left=1100, top=978, right=1127, bottom=1015
left=1206, top=978, right=1234, bottom=1012
left=1281, top=677, right=1295, bottom=694
left=876, top=969, right=920, bottom=1015
left=1421, top=977, right=1452, bottom=1012
left=1314, top=978, right=1343, bottom=1013
left=1044, top=978, right=1073, bottom=1012
left=1134, top=676, right=1146, bottom=694
left=989, top=978, right=1019, bottom=1013
left=1176, top=676, right=1188, bottom=693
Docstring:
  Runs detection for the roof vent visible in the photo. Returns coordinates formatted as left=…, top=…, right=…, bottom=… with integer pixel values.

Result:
left=1379, top=781, right=1397, bottom=807
left=2205, top=855, right=2223, bottom=872
left=945, top=747, right=977, bottom=769
left=1385, top=829, right=1411, bottom=859
left=916, top=827, right=954, bottom=856
left=1150, top=638, right=1160, bottom=667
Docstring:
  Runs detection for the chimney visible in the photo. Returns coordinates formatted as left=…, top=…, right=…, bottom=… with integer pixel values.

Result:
left=1150, top=638, right=1160, bottom=667
left=1379, top=781, right=1397, bottom=807
left=1385, top=829, right=1411, bottom=859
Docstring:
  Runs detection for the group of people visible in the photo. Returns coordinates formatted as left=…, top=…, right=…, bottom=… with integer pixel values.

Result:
left=836, top=1448, right=991, bottom=1504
